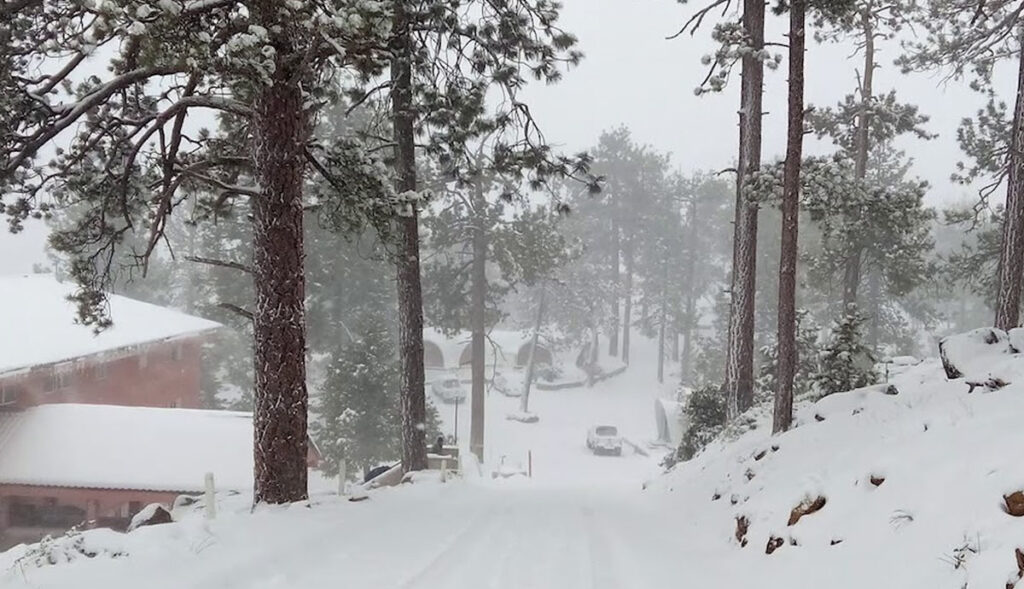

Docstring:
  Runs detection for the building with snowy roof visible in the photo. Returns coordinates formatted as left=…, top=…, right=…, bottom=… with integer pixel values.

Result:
left=0, top=404, right=321, bottom=549
left=422, top=327, right=554, bottom=375
left=0, top=274, right=220, bottom=410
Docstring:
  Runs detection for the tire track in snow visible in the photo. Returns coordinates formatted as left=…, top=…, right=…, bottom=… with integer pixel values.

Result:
left=582, top=503, right=629, bottom=589
left=393, top=500, right=514, bottom=589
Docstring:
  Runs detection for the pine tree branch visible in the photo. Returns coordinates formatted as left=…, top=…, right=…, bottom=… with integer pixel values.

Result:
left=218, top=302, right=254, bottom=321
left=185, top=255, right=253, bottom=274
left=3, top=64, right=187, bottom=178
left=668, top=0, right=732, bottom=39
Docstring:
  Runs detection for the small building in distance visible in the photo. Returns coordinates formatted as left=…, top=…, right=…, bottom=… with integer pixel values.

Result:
left=0, top=404, right=322, bottom=549
left=0, top=274, right=220, bottom=410
left=422, top=327, right=554, bottom=378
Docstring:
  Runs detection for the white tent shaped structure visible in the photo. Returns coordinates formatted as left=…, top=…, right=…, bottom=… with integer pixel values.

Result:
left=654, top=398, right=686, bottom=447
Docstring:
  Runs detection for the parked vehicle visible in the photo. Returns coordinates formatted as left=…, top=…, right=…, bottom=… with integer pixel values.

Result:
left=492, top=372, right=518, bottom=396
left=586, top=425, right=623, bottom=456
left=431, top=378, right=467, bottom=404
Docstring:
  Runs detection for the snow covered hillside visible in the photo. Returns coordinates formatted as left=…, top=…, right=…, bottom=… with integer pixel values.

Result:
left=2, top=336, right=1023, bottom=588
left=648, top=343, right=1024, bottom=588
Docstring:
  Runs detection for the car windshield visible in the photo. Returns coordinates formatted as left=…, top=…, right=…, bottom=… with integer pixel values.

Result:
left=595, top=426, right=617, bottom=436
left=443, top=379, right=460, bottom=387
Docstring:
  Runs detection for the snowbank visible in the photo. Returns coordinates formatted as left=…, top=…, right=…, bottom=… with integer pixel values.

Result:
left=649, top=351, right=1024, bottom=588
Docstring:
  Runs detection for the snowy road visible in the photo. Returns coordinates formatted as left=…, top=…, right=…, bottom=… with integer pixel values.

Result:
left=388, top=486, right=684, bottom=589
left=1, top=481, right=732, bottom=589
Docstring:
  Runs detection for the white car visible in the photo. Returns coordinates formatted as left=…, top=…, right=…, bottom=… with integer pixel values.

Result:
left=431, top=378, right=467, bottom=404
left=586, top=425, right=623, bottom=456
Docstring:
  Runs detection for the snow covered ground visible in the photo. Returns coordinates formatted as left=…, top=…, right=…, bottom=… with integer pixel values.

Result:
left=4, top=334, right=1024, bottom=588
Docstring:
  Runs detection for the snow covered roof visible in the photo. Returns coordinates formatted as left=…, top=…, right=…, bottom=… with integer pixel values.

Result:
left=0, top=274, right=220, bottom=375
left=0, top=404, right=264, bottom=493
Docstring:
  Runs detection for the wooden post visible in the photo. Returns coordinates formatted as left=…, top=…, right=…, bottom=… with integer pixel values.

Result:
left=440, top=458, right=448, bottom=483
left=528, top=450, right=532, bottom=478
left=204, top=472, right=216, bottom=520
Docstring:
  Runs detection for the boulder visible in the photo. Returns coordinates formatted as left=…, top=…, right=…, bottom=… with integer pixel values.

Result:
left=127, top=504, right=173, bottom=532
left=967, top=376, right=1010, bottom=393
left=788, top=495, right=827, bottom=526
left=938, top=328, right=1009, bottom=379
left=734, top=516, right=749, bottom=547
left=765, top=536, right=784, bottom=555
left=1004, top=491, right=1024, bottom=517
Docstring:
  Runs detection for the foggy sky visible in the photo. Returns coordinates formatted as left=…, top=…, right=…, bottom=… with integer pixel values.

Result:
left=0, top=0, right=1014, bottom=275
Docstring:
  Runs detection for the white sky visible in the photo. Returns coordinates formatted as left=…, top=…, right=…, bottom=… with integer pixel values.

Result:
left=0, top=0, right=1013, bottom=275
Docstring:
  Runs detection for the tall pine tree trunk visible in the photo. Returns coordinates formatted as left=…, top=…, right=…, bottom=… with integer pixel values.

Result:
left=391, top=2, right=427, bottom=472
left=469, top=188, right=487, bottom=461
left=842, top=5, right=874, bottom=309
left=994, top=38, right=1024, bottom=330
left=681, top=198, right=698, bottom=384
left=657, top=258, right=668, bottom=383
left=622, top=239, right=634, bottom=365
left=609, top=217, right=620, bottom=356
left=867, top=269, right=881, bottom=349
left=251, top=3, right=310, bottom=504
left=773, top=0, right=804, bottom=435
left=682, top=295, right=695, bottom=384
left=520, top=285, right=547, bottom=413
left=672, top=315, right=680, bottom=363
left=725, top=0, right=764, bottom=420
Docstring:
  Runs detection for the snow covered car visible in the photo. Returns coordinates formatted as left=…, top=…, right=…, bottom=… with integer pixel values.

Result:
left=586, top=425, right=622, bottom=456
left=431, top=378, right=467, bottom=404
left=492, top=373, right=518, bottom=396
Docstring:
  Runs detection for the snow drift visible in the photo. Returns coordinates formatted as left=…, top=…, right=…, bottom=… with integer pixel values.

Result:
left=649, top=342, right=1024, bottom=588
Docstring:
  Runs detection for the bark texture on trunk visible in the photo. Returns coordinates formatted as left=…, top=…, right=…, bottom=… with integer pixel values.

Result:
left=773, top=0, right=804, bottom=435
left=250, top=5, right=311, bottom=504
left=842, top=6, right=874, bottom=310
left=995, top=41, right=1024, bottom=331
left=622, top=239, right=634, bottom=365
left=470, top=189, right=487, bottom=461
left=520, top=285, right=547, bottom=413
left=725, top=0, right=764, bottom=420
left=609, top=217, right=620, bottom=357
left=392, top=3, right=427, bottom=472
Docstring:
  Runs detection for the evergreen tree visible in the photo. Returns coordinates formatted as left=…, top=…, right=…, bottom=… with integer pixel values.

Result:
left=814, top=305, right=877, bottom=395
left=313, top=314, right=400, bottom=478
left=898, top=0, right=1024, bottom=329
left=312, top=311, right=442, bottom=478
left=758, top=309, right=820, bottom=400
left=1, top=0, right=400, bottom=504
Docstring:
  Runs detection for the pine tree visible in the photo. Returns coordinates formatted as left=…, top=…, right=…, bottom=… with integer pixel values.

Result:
left=380, top=0, right=594, bottom=467
left=422, top=172, right=570, bottom=458
left=672, top=0, right=772, bottom=420
left=758, top=309, right=820, bottom=400
left=312, top=311, right=443, bottom=478
left=814, top=305, right=877, bottom=395
left=313, top=314, right=401, bottom=478
left=773, top=0, right=807, bottom=434
left=1, top=0, right=398, bottom=504
left=898, top=0, right=1024, bottom=329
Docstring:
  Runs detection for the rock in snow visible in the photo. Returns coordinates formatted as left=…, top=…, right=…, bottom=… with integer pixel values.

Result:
left=938, top=327, right=1010, bottom=379
left=127, top=504, right=173, bottom=532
